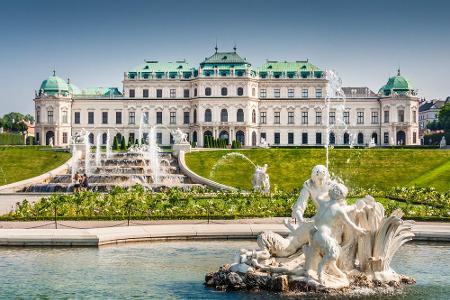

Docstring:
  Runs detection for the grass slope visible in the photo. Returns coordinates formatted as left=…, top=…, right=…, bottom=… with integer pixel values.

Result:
left=185, top=148, right=450, bottom=192
left=0, top=146, right=71, bottom=185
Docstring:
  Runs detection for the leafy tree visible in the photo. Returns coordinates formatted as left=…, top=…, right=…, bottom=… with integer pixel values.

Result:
left=438, top=103, right=450, bottom=131
left=120, top=136, right=127, bottom=150
left=112, top=136, right=119, bottom=150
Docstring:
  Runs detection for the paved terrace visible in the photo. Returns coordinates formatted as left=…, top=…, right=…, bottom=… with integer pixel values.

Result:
left=0, top=218, right=449, bottom=247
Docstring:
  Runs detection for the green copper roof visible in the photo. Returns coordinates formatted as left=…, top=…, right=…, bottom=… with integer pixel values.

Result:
left=39, top=73, right=69, bottom=95
left=68, top=82, right=82, bottom=95
left=200, top=51, right=250, bottom=66
left=80, top=87, right=122, bottom=97
left=257, top=60, right=321, bottom=72
left=129, top=60, right=195, bottom=73
left=379, top=69, right=414, bottom=96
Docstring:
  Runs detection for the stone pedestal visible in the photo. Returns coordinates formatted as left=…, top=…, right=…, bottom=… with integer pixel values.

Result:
left=172, top=143, right=191, bottom=156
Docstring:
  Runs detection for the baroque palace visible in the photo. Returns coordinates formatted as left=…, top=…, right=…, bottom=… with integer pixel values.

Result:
left=34, top=47, right=420, bottom=147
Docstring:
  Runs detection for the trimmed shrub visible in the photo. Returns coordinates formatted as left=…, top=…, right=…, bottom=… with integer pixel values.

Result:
left=112, top=136, right=119, bottom=150
left=0, top=132, right=24, bottom=145
left=120, top=137, right=127, bottom=150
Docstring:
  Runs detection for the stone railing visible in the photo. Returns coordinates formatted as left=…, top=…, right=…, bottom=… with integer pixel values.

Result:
left=177, top=150, right=236, bottom=191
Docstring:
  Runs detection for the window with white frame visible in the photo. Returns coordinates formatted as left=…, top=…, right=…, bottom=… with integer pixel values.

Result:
left=170, top=111, right=176, bottom=124
left=315, top=111, right=322, bottom=124
left=260, top=89, right=267, bottom=98
left=288, top=88, right=294, bottom=98
left=315, top=88, right=322, bottom=98
left=302, top=88, right=308, bottom=98
left=302, top=111, right=308, bottom=124
left=129, top=111, right=135, bottom=124
left=62, top=111, right=68, bottom=124
left=329, top=111, right=335, bottom=125
left=260, top=111, right=266, bottom=124
left=274, top=111, right=280, bottom=124
left=357, top=111, right=364, bottom=124
left=274, top=88, right=280, bottom=98
left=170, top=89, right=176, bottom=98
left=288, top=111, right=294, bottom=124
left=371, top=111, right=379, bottom=124
left=343, top=111, right=350, bottom=124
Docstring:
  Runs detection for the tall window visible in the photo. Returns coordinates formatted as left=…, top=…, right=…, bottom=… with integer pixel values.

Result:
left=156, top=89, right=162, bottom=98
left=288, top=88, right=294, bottom=98
left=62, top=132, right=68, bottom=144
left=143, top=89, right=149, bottom=98
left=170, top=112, right=176, bottom=124
left=412, top=111, right=417, bottom=123
left=302, top=88, right=308, bottom=98
left=88, top=111, right=94, bottom=124
left=358, top=133, right=364, bottom=145
left=102, top=112, right=108, bottom=124
left=220, top=109, right=228, bottom=122
left=288, top=111, right=294, bottom=124
left=62, top=111, right=68, bottom=124
left=237, top=87, right=243, bottom=96
left=315, top=88, right=322, bottom=98
left=129, top=112, right=135, bottom=124
left=274, top=112, right=280, bottom=124
left=315, top=111, right=322, bottom=124
left=260, top=89, right=267, bottom=98
left=143, top=112, right=149, bottom=124
left=274, top=88, right=280, bottom=98
left=205, top=87, right=212, bottom=96
left=302, top=132, right=308, bottom=144
left=237, top=109, right=244, bottom=122
left=116, top=111, right=122, bottom=124
left=357, top=111, right=364, bottom=124
left=252, top=87, right=256, bottom=97
left=384, top=132, right=389, bottom=144
left=316, top=132, right=322, bottom=144
left=156, top=132, right=162, bottom=144
left=193, top=109, right=197, bottom=123
left=204, top=109, right=212, bottom=122
left=302, top=111, right=308, bottom=124
left=183, top=89, right=190, bottom=98
left=194, top=88, right=197, bottom=97
left=36, top=109, right=40, bottom=124
left=413, top=132, right=417, bottom=144
left=47, top=110, right=54, bottom=124
left=170, top=89, right=176, bottom=98
left=102, top=133, right=107, bottom=144
left=260, top=112, right=267, bottom=124
left=398, top=110, right=404, bottom=122
left=274, top=132, right=280, bottom=144
left=129, top=89, right=135, bottom=98
left=384, top=111, right=389, bottom=123
left=156, top=112, right=162, bottom=124
left=371, top=111, right=379, bottom=124
left=252, top=109, right=256, bottom=123
left=183, top=111, right=190, bottom=124
left=260, top=132, right=266, bottom=142
left=329, top=111, right=335, bottom=125
left=288, top=132, right=294, bottom=144
left=343, top=111, right=350, bottom=124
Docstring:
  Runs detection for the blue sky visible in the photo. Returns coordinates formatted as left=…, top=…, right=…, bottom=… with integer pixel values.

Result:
left=0, top=0, right=449, bottom=115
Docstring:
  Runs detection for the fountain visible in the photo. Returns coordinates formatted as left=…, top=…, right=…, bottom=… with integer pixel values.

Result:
left=84, top=131, right=91, bottom=176
left=95, top=133, right=101, bottom=166
left=206, top=165, right=415, bottom=294
left=106, top=129, right=112, bottom=159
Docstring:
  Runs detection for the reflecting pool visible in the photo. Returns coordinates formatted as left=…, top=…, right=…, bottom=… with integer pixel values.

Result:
left=0, top=241, right=448, bottom=299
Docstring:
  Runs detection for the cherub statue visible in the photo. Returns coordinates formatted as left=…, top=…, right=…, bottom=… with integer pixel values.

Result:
left=303, top=183, right=367, bottom=285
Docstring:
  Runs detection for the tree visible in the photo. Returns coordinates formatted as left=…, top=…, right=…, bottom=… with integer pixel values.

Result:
left=438, top=103, right=450, bottom=131
left=120, top=136, right=127, bottom=150
left=113, top=136, right=119, bottom=150
left=0, top=112, right=29, bottom=132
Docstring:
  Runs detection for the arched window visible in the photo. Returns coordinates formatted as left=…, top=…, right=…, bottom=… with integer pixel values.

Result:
left=116, top=133, right=122, bottom=143
left=371, top=132, right=378, bottom=144
left=219, top=131, right=229, bottom=143
left=396, top=131, right=406, bottom=145
left=357, top=132, right=364, bottom=145
left=205, top=87, right=211, bottom=96
left=88, top=133, right=94, bottom=144
left=102, top=133, right=107, bottom=145
left=237, top=87, right=244, bottom=96
left=204, top=109, right=212, bottom=122
left=221, top=109, right=228, bottom=122
left=329, top=132, right=336, bottom=144
left=343, top=132, right=350, bottom=144
left=252, top=109, right=256, bottom=123
left=193, top=131, right=198, bottom=143
left=193, top=109, right=197, bottom=123
left=236, top=131, right=245, bottom=145
left=236, top=109, right=244, bottom=122
left=252, top=131, right=257, bottom=146
left=204, top=130, right=213, bottom=137
left=194, top=88, right=197, bottom=97
left=221, top=87, right=228, bottom=96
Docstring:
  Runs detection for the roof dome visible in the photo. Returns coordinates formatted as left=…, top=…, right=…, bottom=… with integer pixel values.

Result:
left=39, top=71, right=69, bottom=95
left=379, top=69, right=415, bottom=96
left=68, top=81, right=81, bottom=95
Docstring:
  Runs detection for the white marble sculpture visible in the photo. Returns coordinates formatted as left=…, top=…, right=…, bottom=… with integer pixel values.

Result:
left=48, top=137, right=54, bottom=147
left=440, top=136, right=447, bottom=149
left=171, top=128, right=188, bottom=144
left=259, top=137, right=269, bottom=148
left=227, top=165, right=415, bottom=290
left=368, top=137, right=376, bottom=148
left=252, top=164, right=270, bottom=194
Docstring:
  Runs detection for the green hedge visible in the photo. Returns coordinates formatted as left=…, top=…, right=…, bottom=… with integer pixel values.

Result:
left=424, top=132, right=450, bottom=145
left=0, top=133, right=24, bottom=145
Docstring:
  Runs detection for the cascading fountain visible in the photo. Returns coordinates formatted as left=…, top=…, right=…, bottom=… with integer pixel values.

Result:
left=95, top=133, right=101, bottom=167
left=106, top=129, right=112, bottom=159
left=84, top=131, right=91, bottom=176
left=148, top=126, right=160, bottom=184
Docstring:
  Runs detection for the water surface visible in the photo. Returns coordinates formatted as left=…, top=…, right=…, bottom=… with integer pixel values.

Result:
left=0, top=240, right=448, bottom=299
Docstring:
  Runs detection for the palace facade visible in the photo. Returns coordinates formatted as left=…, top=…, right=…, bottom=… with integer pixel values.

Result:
left=34, top=48, right=420, bottom=147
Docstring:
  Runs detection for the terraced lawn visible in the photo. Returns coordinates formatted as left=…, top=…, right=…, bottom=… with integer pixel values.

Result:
left=0, top=146, right=71, bottom=185
left=185, top=148, right=450, bottom=192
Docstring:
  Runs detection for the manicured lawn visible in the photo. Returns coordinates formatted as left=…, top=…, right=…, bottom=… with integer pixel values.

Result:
left=185, top=148, right=450, bottom=192
left=0, top=146, right=71, bottom=185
